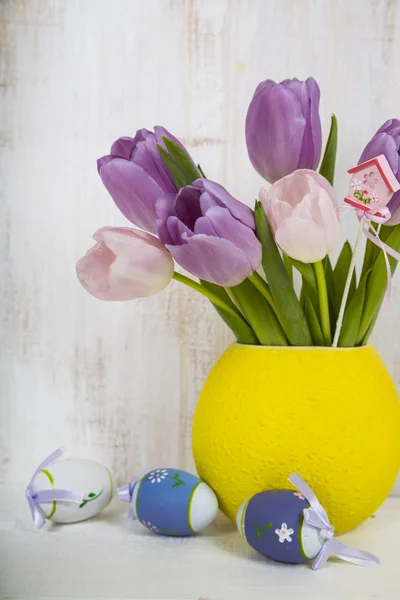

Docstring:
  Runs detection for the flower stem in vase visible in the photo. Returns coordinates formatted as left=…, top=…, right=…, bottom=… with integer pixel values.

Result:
left=314, top=260, right=331, bottom=345
left=172, top=272, right=238, bottom=318
left=248, top=272, right=276, bottom=312
left=332, top=219, right=364, bottom=347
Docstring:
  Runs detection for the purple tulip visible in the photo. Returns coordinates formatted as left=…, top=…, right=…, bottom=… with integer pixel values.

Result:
left=156, top=179, right=262, bottom=286
left=358, top=119, right=400, bottom=225
left=98, top=127, right=190, bottom=233
left=245, top=78, right=322, bottom=183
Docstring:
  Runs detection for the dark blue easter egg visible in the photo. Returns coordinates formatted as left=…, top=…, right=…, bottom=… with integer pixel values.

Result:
left=132, top=468, right=218, bottom=536
left=237, top=490, right=323, bottom=564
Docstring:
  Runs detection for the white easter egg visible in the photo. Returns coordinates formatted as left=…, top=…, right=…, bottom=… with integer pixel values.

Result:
left=32, top=459, right=114, bottom=524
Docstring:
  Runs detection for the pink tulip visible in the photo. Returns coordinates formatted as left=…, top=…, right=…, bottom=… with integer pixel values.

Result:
left=76, top=227, right=174, bottom=300
left=260, top=169, right=339, bottom=263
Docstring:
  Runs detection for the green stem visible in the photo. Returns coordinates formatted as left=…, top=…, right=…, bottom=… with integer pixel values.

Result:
left=282, top=254, right=293, bottom=284
left=172, top=272, right=239, bottom=320
left=314, top=260, right=331, bottom=345
left=332, top=220, right=364, bottom=347
left=248, top=273, right=276, bottom=311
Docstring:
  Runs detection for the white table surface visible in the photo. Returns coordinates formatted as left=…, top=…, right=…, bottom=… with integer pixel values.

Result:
left=0, top=485, right=398, bottom=600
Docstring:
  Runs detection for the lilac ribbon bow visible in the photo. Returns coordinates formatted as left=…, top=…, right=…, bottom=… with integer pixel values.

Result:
left=118, top=469, right=149, bottom=520
left=26, top=448, right=84, bottom=529
left=289, top=473, right=379, bottom=570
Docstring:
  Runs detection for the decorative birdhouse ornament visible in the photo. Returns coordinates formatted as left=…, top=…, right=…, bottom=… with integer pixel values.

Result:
left=345, top=154, right=400, bottom=217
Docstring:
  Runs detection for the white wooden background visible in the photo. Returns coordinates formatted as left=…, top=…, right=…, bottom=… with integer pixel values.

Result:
left=1, top=0, right=400, bottom=488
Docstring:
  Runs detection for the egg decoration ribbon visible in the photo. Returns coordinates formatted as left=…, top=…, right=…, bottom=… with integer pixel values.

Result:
left=26, top=448, right=84, bottom=529
left=118, top=468, right=149, bottom=520
left=288, top=473, right=379, bottom=570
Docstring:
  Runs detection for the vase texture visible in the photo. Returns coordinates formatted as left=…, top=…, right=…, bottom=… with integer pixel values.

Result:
left=192, top=344, right=400, bottom=534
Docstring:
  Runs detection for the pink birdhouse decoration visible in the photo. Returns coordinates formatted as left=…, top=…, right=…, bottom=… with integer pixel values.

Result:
left=345, top=154, right=400, bottom=217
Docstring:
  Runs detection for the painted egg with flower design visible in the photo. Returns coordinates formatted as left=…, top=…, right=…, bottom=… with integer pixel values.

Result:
left=237, top=489, right=324, bottom=564
left=123, top=468, right=218, bottom=536
left=31, top=459, right=114, bottom=524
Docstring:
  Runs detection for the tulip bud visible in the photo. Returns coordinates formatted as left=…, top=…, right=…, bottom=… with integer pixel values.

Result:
left=76, top=227, right=174, bottom=301
left=156, top=179, right=262, bottom=287
left=97, top=127, right=195, bottom=233
left=358, top=119, right=400, bottom=225
left=246, top=78, right=322, bottom=183
left=260, top=170, right=339, bottom=263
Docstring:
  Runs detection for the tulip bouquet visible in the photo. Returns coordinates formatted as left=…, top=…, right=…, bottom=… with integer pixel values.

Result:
left=77, top=78, right=400, bottom=348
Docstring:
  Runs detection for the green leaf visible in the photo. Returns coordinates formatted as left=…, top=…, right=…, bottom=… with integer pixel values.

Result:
left=301, top=278, right=319, bottom=316
left=197, top=163, right=206, bottom=178
left=357, top=224, right=400, bottom=342
left=229, top=279, right=288, bottom=346
left=254, top=202, right=312, bottom=346
left=157, top=144, right=188, bottom=189
left=359, top=311, right=379, bottom=346
left=332, top=242, right=356, bottom=318
left=88, top=493, right=96, bottom=498
left=200, top=279, right=258, bottom=345
left=360, top=221, right=380, bottom=279
left=338, top=272, right=369, bottom=347
left=162, top=136, right=201, bottom=185
left=287, top=257, right=317, bottom=290
left=380, top=224, right=393, bottom=243
left=304, top=296, right=324, bottom=346
left=319, top=114, right=338, bottom=185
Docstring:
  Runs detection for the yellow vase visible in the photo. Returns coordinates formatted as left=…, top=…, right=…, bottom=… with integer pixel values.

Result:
left=192, top=344, right=400, bottom=534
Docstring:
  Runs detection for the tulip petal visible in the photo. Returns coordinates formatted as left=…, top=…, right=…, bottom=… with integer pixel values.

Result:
left=246, top=83, right=306, bottom=182
left=174, top=186, right=202, bottom=229
left=194, top=215, right=219, bottom=236
left=204, top=206, right=262, bottom=270
left=198, top=180, right=256, bottom=229
left=305, top=77, right=322, bottom=168
left=131, top=138, right=174, bottom=190
left=76, top=241, right=115, bottom=300
left=259, top=186, right=293, bottom=232
left=359, top=132, right=399, bottom=176
left=110, top=137, right=136, bottom=160
left=199, top=191, right=220, bottom=213
left=77, top=226, right=174, bottom=301
left=316, top=191, right=339, bottom=251
left=275, top=216, right=327, bottom=263
left=167, top=234, right=253, bottom=286
left=109, top=241, right=173, bottom=299
left=137, top=132, right=177, bottom=191
left=252, top=79, right=275, bottom=98
left=166, top=216, right=193, bottom=244
left=154, top=126, right=188, bottom=152
left=99, top=158, right=164, bottom=233
left=156, top=193, right=178, bottom=244
left=387, top=190, right=400, bottom=225
left=97, top=154, right=113, bottom=174
left=95, top=226, right=163, bottom=254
